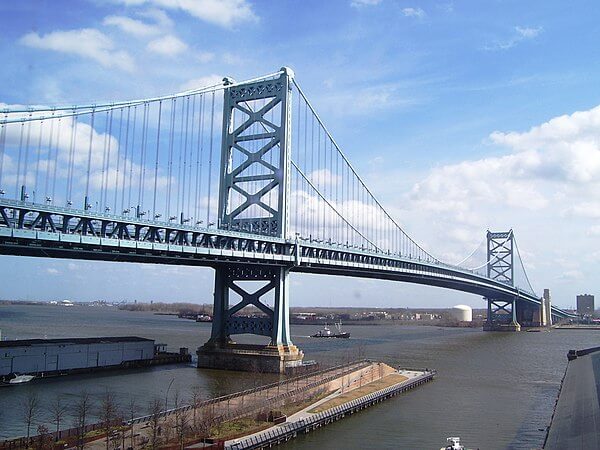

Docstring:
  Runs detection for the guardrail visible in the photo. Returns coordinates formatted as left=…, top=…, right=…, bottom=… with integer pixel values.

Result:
left=226, top=370, right=436, bottom=449
left=127, top=360, right=371, bottom=425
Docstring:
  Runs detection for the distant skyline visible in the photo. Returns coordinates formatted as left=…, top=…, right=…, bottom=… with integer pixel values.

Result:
left=1, top=0, right=599, bottom=308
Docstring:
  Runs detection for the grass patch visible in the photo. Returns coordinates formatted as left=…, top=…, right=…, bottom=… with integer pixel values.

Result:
left=209, top=417, right=272, bottom=440
left=308, top=373, right=408, bottom=413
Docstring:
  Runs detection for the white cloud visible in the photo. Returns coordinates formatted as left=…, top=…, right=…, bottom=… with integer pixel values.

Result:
left=402, top=7, right=425, bottom=18
left=587, top=225, right=600, bottom=236
left=46, top=268, right=60, bottom=275
left=516, top=26, right=542, bottom=39
left=20, top=28, right=134, bottom=71
left=103, top=15, right=162, bottom=37
left=485, top=25, right=543, bottom=51
left=138, top=8, right=174, bottom=27
left=147, top=34, right=188, bottom=56
left=179, top=74, right=224, bottom=91
left=411, top=104, right=600, bottom=221
left=350, top=0, right=382, bottom=7
left=114, top=0, right=258, bottom=28
left=309, top=169, right=341, bottom=187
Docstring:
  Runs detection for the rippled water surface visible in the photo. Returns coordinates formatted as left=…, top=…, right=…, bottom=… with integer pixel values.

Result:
left=1, top=304, right=598, bottom=449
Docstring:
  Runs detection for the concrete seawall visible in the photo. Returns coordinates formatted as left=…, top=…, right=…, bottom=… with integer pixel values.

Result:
left=225, top=370, right=435, bottom=450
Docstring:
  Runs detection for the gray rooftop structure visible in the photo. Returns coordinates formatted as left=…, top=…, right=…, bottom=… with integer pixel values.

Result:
left=0, top=336, right=155, bottom=377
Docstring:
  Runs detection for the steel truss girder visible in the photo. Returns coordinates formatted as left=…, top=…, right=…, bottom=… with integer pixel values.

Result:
left=218, top=70, right=292, bottom=237
left=210, top=264, right=292, bottom=346
left=0, top=201, right=293, bottom=254
left=487, top=230, right=514, bottom=285
left=0, top=201, right=575, bottom=320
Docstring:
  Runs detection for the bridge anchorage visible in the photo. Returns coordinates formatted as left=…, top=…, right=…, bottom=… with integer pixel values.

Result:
left=0, top=67, right=576, bottom=373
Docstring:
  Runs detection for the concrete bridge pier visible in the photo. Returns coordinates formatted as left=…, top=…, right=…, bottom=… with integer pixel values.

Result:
left=196, top=264, right=304, bottom=373
left=483, top=297, right=521, bottom=331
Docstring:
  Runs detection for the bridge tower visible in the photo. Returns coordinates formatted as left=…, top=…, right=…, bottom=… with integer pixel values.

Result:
left=196, top=68, right=304, bottom=373
left=483, top=230, right=521, bottom=331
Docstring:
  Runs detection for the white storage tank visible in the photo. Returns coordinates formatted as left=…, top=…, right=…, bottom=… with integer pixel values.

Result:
left=451, top=304, right=473, bottom=322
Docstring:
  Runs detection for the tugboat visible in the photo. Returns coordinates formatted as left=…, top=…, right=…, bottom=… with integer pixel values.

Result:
left=312, top=321, right=350, bottom=338
left=441, top=437, right=465, bottom=450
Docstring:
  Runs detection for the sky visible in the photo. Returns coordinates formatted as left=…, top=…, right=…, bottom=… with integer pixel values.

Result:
left=0, top=0, right=599, bottom=309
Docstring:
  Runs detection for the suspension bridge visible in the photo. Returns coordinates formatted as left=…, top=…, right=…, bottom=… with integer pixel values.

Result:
left=0, top=67, right=573, bottom=372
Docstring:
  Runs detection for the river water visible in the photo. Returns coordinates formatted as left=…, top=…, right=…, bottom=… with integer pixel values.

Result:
left=0, top=304, right=598, bottom=449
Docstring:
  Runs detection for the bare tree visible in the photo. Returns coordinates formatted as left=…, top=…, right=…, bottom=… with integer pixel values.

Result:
left=197, top=405, right=214, bottom=440
left=190, top=385, right=202, bottom=433
left=100, top=390, right=117, bottom=450
left=48, top=396, right=68, bottom=441
left=35, top=424, right=51, bottom=450
left=147, top=397, right=163, bottom=449
left=172, top=390, right=189, bottom=449
left=73, top=391, right=91, bottom=450
left=20, top=391, right=41, bottom=444
left=127, top=397, right=137, bottom=449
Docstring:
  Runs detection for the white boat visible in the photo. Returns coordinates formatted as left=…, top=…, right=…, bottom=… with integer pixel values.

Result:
left=441, top=437, right=464, bottom=450
left=8, top=373, right=35, bottom=384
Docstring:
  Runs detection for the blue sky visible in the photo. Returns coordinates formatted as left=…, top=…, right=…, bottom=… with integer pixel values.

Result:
left=1, top=0, right=599, bottom=309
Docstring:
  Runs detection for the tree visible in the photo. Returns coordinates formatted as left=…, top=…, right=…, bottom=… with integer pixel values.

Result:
left=35, top=424, right=51, bottom=450
left=20, top=392, right=41, bottom=445
left=127, top=397, right=137, bottom=449
left=48, top=396, right=68, bottom=441
left=172, top=390, right=189, bottom=449
left=100, top=390, right=117, bottom=450
left=73, top=391, right=91, bottom=450
left=147, top=397, right=163, bottom=449
left=189, top=385, right=202, bottom=433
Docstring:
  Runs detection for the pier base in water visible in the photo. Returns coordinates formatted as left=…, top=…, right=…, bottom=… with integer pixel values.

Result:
left=483, top=321, right=521, bottom=332
left=196, top=342, right=304, bottom=374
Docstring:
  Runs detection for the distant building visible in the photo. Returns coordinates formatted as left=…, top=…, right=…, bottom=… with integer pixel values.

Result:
left=577, top=294, right=595, bottom=316
left=450, top=305, right=473, bottom=322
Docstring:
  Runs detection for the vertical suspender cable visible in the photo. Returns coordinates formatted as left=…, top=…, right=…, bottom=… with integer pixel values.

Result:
left=33, top=119, right=44, bottom=202
left=104, top=108, right=114, bottom=211
left=0, top=120, right=6, bottom=191
left=44, top=114, right=55, bottom=198
left=14, top=122, right=24, bottom=198
left=127, top=106, right=137, bottom=209
left=206, top=91, right=215, bottom=226
left=188, top=95, right=197, bottom=219
left=114, top=108, right=124, bottom=213
left=176, top=98, right=185, bottom=217
left=22, top=115, right=32, bottom=198
left=51, top=118, right=61, bottom=202
left=138, top=102, right=149, bottom=208
left=181, top=96, right=190, bottom=219
left=67, top=113, right=77, bottom=204
left=196, top=95, right=204, bottom=222
left=152, top=100, right=163, bottom=218
left=121, top=106, right=131, bottom=212
left=84, top=110, right=95, bottom=209
left=100, top=110, right=109, bottom=209
left=166, top=98, right=176, bottom=217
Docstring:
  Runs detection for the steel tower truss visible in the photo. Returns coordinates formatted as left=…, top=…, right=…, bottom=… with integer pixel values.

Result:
left=485, top=230, right=518, bottom=326
left=209, top=68, right=294, bottom=348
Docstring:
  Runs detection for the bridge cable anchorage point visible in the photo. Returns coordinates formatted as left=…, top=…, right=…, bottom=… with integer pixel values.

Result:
left=280, top=66, right=295, bottom=79
left=222, top=77, right=235, bottom=86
